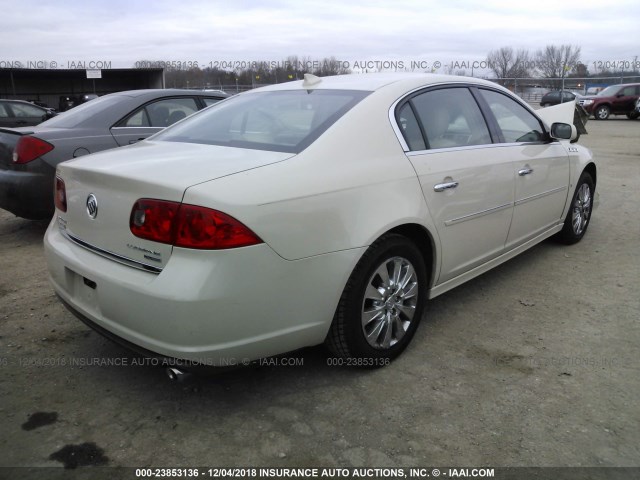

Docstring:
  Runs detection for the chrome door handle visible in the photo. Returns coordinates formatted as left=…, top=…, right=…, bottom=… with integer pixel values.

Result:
left=433, top=181, right=459, bottom=192
left=518, top=167, right=534, bottom=176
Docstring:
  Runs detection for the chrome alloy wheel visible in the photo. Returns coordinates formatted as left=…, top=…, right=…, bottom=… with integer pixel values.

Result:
left=572, top=183, right=592, bottom=236
left=361, top=256, right=418, bottom=349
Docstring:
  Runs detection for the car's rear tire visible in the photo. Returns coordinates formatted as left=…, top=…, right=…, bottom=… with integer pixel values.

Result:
left=626, top=111, right=639, bottom=120
left=556, top=172, right=594, bottom=245
left=594, top=105, right=610, bottom=120
left=325, top=234, right=427, bottom=365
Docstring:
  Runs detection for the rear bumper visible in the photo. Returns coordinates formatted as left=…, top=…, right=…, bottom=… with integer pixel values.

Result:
left=0, top=166, right=55, bottom=219
left=44, top=218, right=363, bottom=365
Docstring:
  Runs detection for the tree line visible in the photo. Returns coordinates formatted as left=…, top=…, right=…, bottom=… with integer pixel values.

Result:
left=136, top=47, right=639, bottom=90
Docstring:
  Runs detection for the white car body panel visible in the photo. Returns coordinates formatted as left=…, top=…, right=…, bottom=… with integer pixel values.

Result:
left=57, top=142, right=294, bottom=269
left=406, top=145, right=514, bottom=283
left=506, top=142, right=570, bottom=248
left=46, top=223, right=365, bottom=361
left=536, top=99, right=577, bottom=126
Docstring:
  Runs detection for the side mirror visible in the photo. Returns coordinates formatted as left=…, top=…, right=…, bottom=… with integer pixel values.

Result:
left=550, top=122, right=577, bottom=141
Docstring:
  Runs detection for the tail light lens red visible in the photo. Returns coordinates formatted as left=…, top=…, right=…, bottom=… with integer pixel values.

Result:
left=54, top=177, right=67, bottom=212
left=130, top=199, right=262, bottom=250
left=13, top=136, right=54, bottom=164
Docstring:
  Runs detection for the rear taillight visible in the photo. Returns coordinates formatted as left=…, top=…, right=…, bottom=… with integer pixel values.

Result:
left=54, top=177, right=67, bottom=212
left=130, top=199, right=262, bottom=250
left=13, top=136, right=54, bottom=164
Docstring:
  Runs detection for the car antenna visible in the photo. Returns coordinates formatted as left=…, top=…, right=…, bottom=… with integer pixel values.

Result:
left=302, top=73, right=322, bottom=87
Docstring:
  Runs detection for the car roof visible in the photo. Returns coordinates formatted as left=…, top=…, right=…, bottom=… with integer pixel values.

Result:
left=0, top=99, right=43, bottom=104
left=604, top=83, right=640, bottom=88
left=106, top=89, right=229, bottom=99
left=253, top=72, right=502, bottom=93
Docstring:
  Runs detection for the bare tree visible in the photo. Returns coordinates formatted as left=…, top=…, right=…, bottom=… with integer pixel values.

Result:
left=486, top=47, right=532, bottom=86
left=487, top=47, right=515, bottom=80
left=535, top=44, right=582, bottom=87
left=509, top=49, right=533, bottom=78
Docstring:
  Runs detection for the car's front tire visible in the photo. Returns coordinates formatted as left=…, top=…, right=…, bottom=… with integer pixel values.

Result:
left=626, top=111, right=639, bottom=120
left=594, top=105, right=610, bottom=120
left=556, top=172, right=594, bottom=245
left=326, top=234, right=427, bottom=364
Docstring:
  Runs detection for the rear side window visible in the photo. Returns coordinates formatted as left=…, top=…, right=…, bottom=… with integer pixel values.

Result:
left=399, top=87, right=491, bottom=150
left=10, top=103, right=44, bottom=117
left=42, top=95, right=123, bottom=128
left=479, top=89, right=545, bottom=143
left=154, top=90, right=369, bottom=153
left=203, top=97, right=223, bottom=107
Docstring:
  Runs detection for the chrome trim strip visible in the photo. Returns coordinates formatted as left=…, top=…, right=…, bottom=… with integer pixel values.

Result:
left=61, top=229, right=163, bottom=274
left=406, top=143, right=509, bottom=155
left=515, top=186, right=567, bottom=206
left=444, top=202, right=512, bottom=226
left=109, top=127, right=162, bottom=130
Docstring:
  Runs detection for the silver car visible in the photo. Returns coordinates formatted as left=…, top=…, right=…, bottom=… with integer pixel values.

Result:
left=0, top=89, right=228, bottom=219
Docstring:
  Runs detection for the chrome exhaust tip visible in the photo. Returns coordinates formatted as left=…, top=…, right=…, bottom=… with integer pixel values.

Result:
left=166, top=367, right=189, bottom=382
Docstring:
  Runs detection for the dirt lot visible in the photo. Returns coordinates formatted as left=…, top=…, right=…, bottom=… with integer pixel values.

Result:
left=0, top=118, right=639, bottom=474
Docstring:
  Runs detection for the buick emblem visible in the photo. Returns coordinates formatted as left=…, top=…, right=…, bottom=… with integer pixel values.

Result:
left=86, top=194, right=98, bottom=219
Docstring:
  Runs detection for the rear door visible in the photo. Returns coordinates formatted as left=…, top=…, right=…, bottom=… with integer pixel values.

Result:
left=0, top=103, right=13, bottom=128
left=397, top=86, right=515, bottom=284
left=4, top=102, right=47, bottom=127
left=477, top=88, right=570, bottom=248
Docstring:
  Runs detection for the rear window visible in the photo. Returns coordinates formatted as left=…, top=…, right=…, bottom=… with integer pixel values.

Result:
left=41, top=96, right=123, bottom=128
left=153, top=90, right=369, bottom=153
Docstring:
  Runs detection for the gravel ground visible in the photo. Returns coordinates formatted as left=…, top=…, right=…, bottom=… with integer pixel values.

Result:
left=0, top=118, right=638, bottom=475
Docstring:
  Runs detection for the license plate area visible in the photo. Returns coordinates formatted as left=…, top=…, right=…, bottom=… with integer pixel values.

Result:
left=64, top=267, right=100, bottom=312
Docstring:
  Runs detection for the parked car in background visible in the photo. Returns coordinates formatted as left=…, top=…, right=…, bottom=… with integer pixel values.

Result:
left=28, top=100, right=55, bottom=112
left=635, top=97, right=640, bottom=114
left=585, top=86, right=604, bottom=95
left=579, top=83, right=640, bottom=119
left=44, top=73, right=596, bottom=370
left=0, top=89, right=228, bottom=219
left=58, top=96, right=77, bottom=112
left=0, top=99, right=56, bottom=128
left=540, top=90, right=580, bottom=107
left=77, top=94, right=99, bottom=105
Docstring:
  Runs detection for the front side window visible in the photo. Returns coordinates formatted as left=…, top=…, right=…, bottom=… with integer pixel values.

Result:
left=479, top=89, right=545, bottom=143
left=401, top=87, right=491, bottom=150
left=154, top=90, right=369, bottom=153
left=597, top=85, right=621, bottom=97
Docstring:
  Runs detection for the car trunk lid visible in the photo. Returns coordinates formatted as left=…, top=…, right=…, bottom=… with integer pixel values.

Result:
left=57, top=140, right=294, bottom=271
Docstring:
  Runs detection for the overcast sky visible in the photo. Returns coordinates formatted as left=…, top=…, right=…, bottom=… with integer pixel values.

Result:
left=1, top=0, right=639, bottom=74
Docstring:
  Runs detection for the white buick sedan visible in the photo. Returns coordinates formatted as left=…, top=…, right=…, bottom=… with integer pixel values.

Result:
left=44, top=73, right=596, bottom=368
